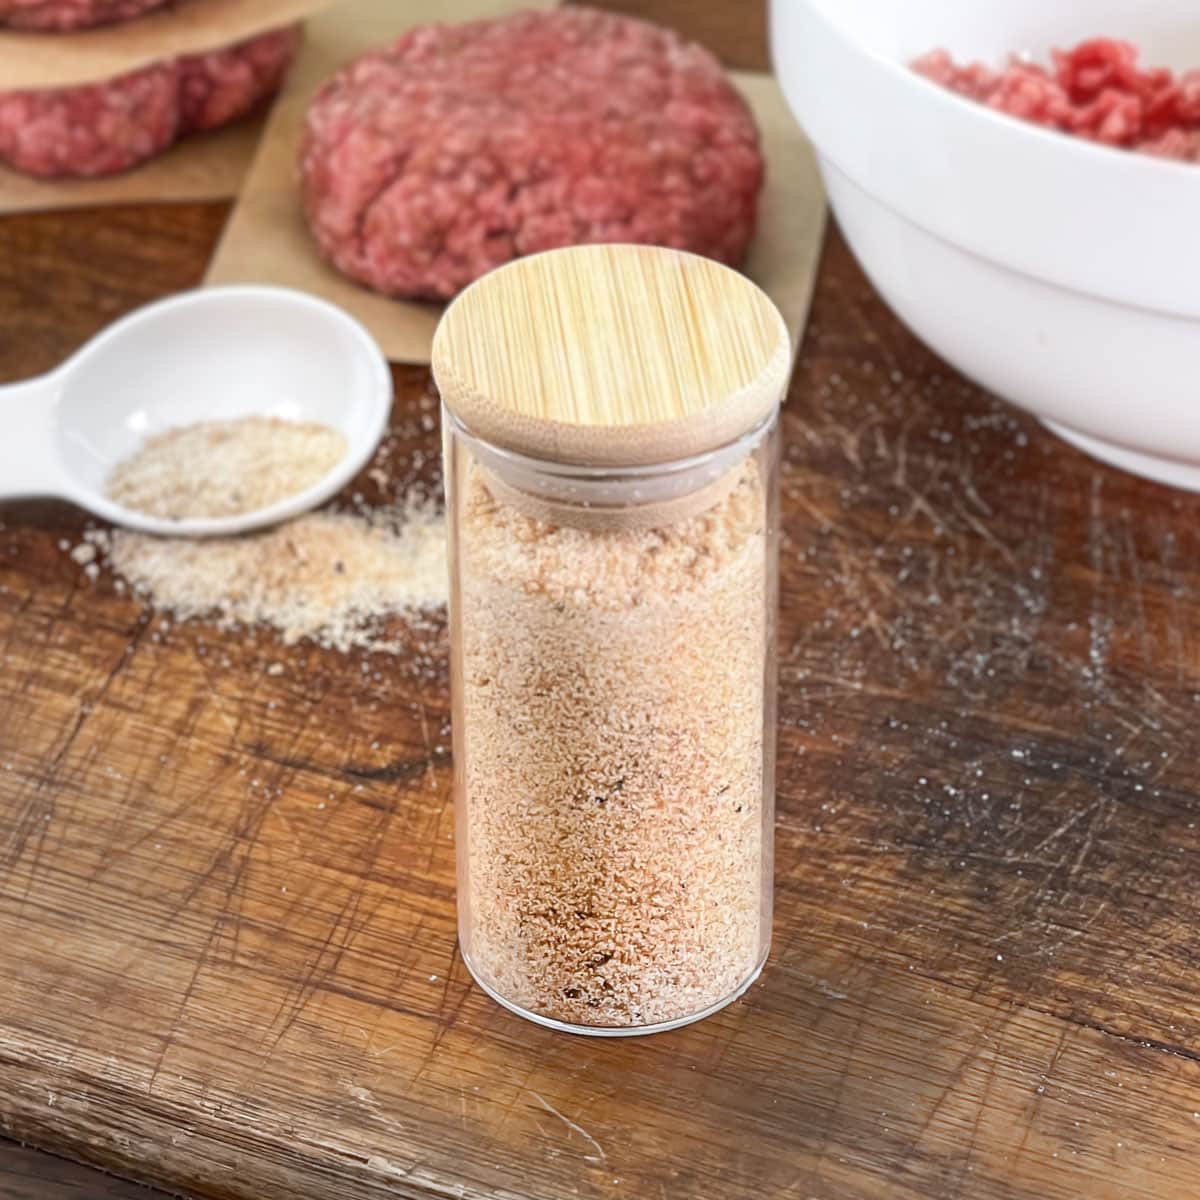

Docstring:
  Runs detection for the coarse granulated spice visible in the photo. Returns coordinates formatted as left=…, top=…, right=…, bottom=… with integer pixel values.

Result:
left=106, top=416, right=347, bottom=520
left=458, top=457, right=767, bottom=1028
left=83, top=492, right=446, bottom=653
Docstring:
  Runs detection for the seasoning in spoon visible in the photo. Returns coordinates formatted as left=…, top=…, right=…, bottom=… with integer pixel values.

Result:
left=105, top=416, right=347, bottom=520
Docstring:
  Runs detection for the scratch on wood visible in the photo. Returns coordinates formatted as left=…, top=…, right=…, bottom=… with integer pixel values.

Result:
left=530, top=1091, right=606, bottom=1165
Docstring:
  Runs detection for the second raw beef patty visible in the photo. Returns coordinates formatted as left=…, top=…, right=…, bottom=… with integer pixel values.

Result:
left=299, top=7, right=765, bottom=301
left=0, top=25, right=302, bottom=178
left=0, top=0, right=170, bottom=31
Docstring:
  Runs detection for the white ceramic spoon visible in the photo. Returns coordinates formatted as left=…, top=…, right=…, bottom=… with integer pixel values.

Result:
left=0, top=285, right=392, bottom=537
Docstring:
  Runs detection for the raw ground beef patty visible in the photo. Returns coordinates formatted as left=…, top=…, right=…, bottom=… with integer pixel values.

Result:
left=0, top=24, right=301, bottom=178
left=914, top=39, right=1200, bottom=163
left=299, top=7, right=764, bottom=301
left=0, top=0, right=169, bottom=31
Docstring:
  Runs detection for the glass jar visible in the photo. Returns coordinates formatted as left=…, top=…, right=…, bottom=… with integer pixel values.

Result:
left=434, top=244, right=787, bottom=1035
left=443, top=409, right=780, bottom=1035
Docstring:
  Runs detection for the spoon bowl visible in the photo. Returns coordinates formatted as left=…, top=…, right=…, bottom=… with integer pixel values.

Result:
left=0, top=285, right=392, bottom=536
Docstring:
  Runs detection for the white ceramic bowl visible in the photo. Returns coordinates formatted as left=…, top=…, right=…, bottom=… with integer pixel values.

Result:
left=772, top=0, right=1200, bottom=489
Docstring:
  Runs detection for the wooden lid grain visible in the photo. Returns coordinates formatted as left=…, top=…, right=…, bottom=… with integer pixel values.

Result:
left=432, top=244, right=789, bottom=468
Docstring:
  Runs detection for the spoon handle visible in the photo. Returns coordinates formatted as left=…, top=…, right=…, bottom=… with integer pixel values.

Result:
left=0, top=371, right=67, bottom=501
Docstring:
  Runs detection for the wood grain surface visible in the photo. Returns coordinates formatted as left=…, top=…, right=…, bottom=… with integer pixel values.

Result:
left=4, top=3, right=1200, bottom=1200
left=0, top=1140, right=159, bottom=1199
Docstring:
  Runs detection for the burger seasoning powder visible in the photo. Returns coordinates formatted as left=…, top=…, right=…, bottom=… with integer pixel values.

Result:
left=435, top=244, right=788, bottom=1033
left=458, top=458, right=769, bottom=1028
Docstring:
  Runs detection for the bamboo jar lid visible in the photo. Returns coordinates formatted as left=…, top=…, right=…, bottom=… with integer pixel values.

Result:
left=432, top=244, right=789, bottom=468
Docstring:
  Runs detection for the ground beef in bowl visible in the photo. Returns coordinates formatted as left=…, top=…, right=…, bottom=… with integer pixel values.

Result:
left=914, top=39, right=1200, bottom=163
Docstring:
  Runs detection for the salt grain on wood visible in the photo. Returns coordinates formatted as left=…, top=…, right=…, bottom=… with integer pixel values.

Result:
left=84, top=493, right=446, bottom=653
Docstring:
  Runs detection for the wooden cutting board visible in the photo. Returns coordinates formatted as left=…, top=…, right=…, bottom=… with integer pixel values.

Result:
left=6, top=228, right=1200, bottom=1198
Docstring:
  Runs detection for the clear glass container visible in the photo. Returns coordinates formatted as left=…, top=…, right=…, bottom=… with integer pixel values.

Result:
left=444, top=407, right=779, bottom=1036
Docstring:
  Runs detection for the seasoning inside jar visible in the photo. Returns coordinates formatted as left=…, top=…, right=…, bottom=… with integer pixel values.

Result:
left=433, top=244, right=789, bottom=1035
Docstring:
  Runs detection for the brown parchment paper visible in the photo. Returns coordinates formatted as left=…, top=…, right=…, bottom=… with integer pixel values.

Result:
left=204, top=0, right=826, bottom=364
left=736, top=72, right=827, bottom=353
left=0, top=0, right=335, bottom=89
left=0, top=109, right=262, bottom=214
